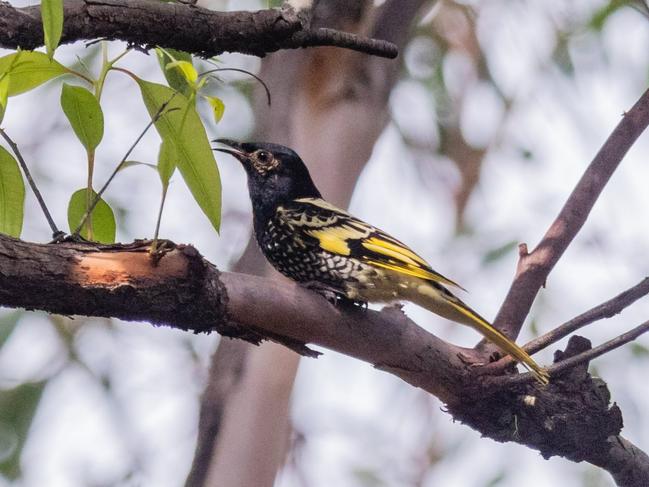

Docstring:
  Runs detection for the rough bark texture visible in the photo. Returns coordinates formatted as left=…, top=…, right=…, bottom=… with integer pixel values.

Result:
left=0, top=0, right=397, bottom=58
left=0, top=232, right=646, bottom=487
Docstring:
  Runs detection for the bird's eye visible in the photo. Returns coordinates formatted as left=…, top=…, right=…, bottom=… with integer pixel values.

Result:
left=257, top=150, right=271, bottom=163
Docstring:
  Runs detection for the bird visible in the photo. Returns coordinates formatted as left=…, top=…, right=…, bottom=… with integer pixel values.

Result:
left=214, top=139, right=549, bottom=384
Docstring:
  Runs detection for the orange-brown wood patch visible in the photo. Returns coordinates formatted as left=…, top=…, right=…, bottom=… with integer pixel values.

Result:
left=72, top=250, right=188, bottom=287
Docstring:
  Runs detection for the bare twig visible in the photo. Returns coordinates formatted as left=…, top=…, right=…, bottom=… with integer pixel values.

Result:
left=488, top=321, right=649, bottom=388
left=0, top=128, right=62, bottom=238
left=289, top=27, right=398, bottom=58
left=549, top=320, right=649, bottom=375
left=527, top=277, right=649, bottom=355
left=483, top=277, right=649, bottom=376
left=491, top=87, right=649, bottom=341
left=199, top=67, right=272, bottom=106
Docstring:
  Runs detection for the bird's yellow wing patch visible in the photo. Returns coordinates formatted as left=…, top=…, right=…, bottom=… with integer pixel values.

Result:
left=288, top=197, right=464, bottom=290
left=361, top=235, right=464, bottom=289
left=307, top=224, right=367, bottom=256
left=361, top=237, right=428, bottom=267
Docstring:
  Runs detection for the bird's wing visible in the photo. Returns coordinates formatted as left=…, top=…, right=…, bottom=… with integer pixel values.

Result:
left=280, top=198, right=464, bottom=290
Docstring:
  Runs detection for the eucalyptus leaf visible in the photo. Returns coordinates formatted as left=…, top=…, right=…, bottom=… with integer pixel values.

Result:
left=118, top=160, right=158, bottom=172
left=41, top=0, right=64, bottom=59
left=156, top=48, right=194, bottom=97
left=0, top=75, right=9, bottom=123
left=136, top=79, right=221, bottom=232
left=157, top=139, right=177, bottom=186
left=0, top=147, right=25, bottom=237
left=0, top=51, right=66, bottom=96
left=166, top=60, right=198, bottom=83
left=60, top=83, right=104, bottom=151
left=205, top=95, right=225, bottom=123
left=67, top=188, right=116, bottom=243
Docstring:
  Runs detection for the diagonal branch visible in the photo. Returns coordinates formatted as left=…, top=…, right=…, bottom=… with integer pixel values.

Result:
left=0, top=0, right=398, bottom=59
left=492, top=87, right=649, bottom=341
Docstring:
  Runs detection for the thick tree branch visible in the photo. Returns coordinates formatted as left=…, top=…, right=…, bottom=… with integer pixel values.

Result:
left=0, top=0, right=398, bottom=59
left=1, top=232, right=647, bottom=486
left=491, top=87, right=649, bottom=342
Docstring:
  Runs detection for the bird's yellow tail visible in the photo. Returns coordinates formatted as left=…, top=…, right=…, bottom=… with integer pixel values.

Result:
left=413, top=284, right=549, bottom=384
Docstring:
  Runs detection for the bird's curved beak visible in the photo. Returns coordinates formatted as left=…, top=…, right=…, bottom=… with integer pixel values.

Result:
left=212, top=138, right=249, bottom=162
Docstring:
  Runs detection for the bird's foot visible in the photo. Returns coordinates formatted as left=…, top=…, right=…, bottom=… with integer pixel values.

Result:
left=302, top=282, right=367, bottom=310
left=303, top=282, right=345, bottom=306
left=337, top=296, right=368, bottom=310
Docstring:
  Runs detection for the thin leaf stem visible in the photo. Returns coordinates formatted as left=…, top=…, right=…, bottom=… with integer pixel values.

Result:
left=72, top=95, right=178, bottom=237
left=0, top=127, right=61, bottom=237
left=198, top=67, right=272, bottom=105
left=150, top=184, right=168, bottom=254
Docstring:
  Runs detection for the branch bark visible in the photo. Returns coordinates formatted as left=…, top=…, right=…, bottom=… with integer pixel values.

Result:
left=0, top=0, right=398, bottom=58
left=491, top=87, right=649, bottom=342
left=1, top=232, right=648, bottom=487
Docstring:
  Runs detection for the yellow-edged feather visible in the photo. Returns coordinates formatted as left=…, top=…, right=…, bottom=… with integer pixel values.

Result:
left=286, top=197, right=548, bottom=384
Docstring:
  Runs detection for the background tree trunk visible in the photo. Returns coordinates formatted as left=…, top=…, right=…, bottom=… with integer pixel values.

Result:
left=186, top=1, right=428, bottom=485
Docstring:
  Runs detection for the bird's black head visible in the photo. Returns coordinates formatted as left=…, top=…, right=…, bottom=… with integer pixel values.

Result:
left=214, top=139, right=320, bottom=204
left=213, top=139, right=322, bottom=226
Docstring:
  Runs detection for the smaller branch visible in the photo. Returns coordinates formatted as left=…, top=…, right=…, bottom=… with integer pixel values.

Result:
left=549, top=320, right=649, bottom=377
left=492, top=87, right=649, bottom=340
left=199, top=67, right=272, bottom=106
left=488, top=321, right=649, bottom=388
left=288, top=28, right=398, bottom=58
left=0, top=127, right=61, bottom=238
left=483, top=277, right=649, bottom=376
left=527, top=277, right=649, bottom=355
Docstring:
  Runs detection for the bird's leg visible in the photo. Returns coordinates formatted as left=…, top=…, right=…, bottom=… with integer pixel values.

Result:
left=336, top=296, right=369, bottom=310
left=302, top=282, right=368, bottom=310
left=302, top=281, right=347, bottom=306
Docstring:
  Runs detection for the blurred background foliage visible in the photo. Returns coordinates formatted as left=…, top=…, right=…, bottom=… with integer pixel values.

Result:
left=1, top=0, right=649, bottom=486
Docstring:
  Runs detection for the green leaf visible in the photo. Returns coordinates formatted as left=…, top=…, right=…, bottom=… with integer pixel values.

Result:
left=156, top=48, right=194, bottom=97
left=0, top=75, right=9, bottom=123
left=136, top=79, right=221, bottom=232
left=41, top=0, right=64, bottom=59
left=0, top=51, right=66, bottom=96
left=166, top=60, right=198, bottom=83
left=0, top=381, right=46, bottom=480
left=0, top=147, right=25, bottom=238
left=205, top=95, right=225, bottom=123
left=157, top=139, right=177, bottom=186
left=67, top=188, right=116, bottom=243
left=118, top=160, right=157, bottom=172
left=60, top=83, right=104, bottom=151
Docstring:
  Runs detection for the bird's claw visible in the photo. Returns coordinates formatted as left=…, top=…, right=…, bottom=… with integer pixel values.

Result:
left=302, top=282, right=367, bottom=310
